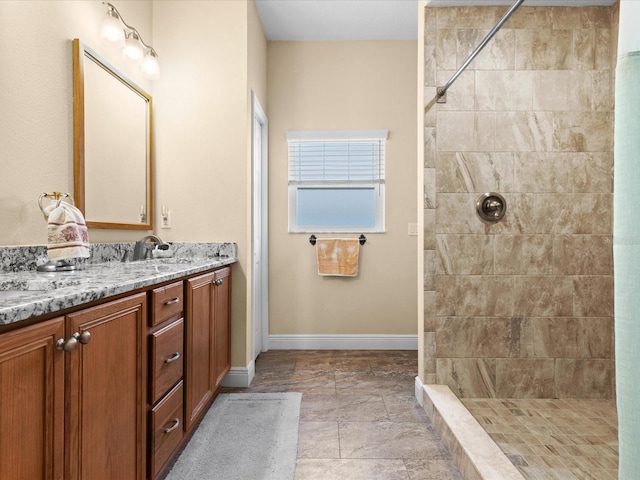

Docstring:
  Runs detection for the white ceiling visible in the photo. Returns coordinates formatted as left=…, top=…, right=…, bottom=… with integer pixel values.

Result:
left=255, top=0, right=418, bottom=41
left=255, top=0, right=618, bottom=41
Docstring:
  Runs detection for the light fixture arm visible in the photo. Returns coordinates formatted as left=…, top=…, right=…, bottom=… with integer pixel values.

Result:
left=102, top=2, right=158, bottom=58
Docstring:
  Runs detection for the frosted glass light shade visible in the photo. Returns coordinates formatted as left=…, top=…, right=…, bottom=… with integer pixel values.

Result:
left=98, top=3, right=160, bottom=80
left=101, top=11, right=124, bottom=45
left=142, top=53, right=160, bottom=80
left=123, top=34, right=143, bottom=63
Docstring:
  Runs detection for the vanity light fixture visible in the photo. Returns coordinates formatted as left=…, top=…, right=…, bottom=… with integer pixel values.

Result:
left=100, top=2, right=160, bottom=80
left=100, top=5, right=124, bottom=45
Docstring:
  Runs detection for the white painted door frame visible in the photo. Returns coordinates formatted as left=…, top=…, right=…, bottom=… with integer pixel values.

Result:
left=252, top=92, right=269, bottom=359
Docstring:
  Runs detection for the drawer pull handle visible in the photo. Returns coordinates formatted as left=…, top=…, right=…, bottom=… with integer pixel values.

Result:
left=164, top=297, right=180, bottom=305
left=164, top=352, right=181, bottom=364
left=164, top=418, right=180, bottom=434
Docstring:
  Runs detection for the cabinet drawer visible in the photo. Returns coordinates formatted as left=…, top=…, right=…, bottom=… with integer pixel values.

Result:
left=150, top=382, right=184, bottom=480
left=150, top=282, right=183, bottom=327
left=150, top=318, right=183, bottom=404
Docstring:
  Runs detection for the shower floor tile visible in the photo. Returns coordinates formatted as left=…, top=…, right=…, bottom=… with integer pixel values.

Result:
left=462, top=398, right=618, bottom=480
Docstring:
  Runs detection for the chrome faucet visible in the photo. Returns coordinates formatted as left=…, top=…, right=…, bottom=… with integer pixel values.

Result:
left=132, top=235, right=165, bottom=261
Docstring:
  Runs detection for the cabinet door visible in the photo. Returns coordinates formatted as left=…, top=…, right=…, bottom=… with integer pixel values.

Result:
left=65, top=293, right=146, bottom=480
left=184, top=272, right=215, bottom=431
left=0, top=318, right=64, bottom=480
left=213, top=267, right=231, bottom=388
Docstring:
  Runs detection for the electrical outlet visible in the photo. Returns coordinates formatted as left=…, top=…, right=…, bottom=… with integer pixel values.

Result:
left=161, top=206, right=171, bottom=229
left=408, top=223, right=418, bottom=236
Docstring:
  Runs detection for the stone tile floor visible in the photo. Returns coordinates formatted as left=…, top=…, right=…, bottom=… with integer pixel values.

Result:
left=222, top=350, right=462, bottom=480
left=461, top=398, right=618, bottom=480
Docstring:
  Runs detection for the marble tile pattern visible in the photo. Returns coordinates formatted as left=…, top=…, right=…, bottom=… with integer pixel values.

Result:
left=423, top=5, right=616, bottom=398
left=462, top=397, right=618, bottom=479
left=222, top=350, right=463, bottom=480
left=423, top=385, right=526, bottom=480
left=0, top=242, right=237, bottom=325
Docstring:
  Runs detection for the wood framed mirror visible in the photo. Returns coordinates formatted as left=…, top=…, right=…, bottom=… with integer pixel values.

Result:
left=73, top=39, right=153, bottom=230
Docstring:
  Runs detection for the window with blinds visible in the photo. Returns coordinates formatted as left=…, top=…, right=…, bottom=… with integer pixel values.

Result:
left=287, top=130, right=387, bottom=233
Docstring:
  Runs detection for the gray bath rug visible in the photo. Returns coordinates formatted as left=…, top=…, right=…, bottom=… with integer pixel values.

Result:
left=164, top=392, right=302, bottom=480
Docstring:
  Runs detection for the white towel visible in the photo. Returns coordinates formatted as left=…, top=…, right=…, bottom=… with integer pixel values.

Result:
left=43, top=202, right=90, bottom=260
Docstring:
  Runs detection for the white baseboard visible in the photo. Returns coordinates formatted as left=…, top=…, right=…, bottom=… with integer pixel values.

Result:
left=267, top=334, right=418, bottom=351
left=415, top=375, right=424, bottom=406
left=221, top=360, right=255, bottom=388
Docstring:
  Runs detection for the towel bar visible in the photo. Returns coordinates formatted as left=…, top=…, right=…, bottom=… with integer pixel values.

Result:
left=309, top=234, right=367, bottom=246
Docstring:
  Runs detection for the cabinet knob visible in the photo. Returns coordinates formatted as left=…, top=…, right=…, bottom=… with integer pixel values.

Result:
left=164, top=418, right=180, bottom=434
left=215, top=279, right=223, bottom=286
left=55, top=336, right=77, bottom=352
left=164, top=352, right=181, bottom=364
left=78, top=331, right=91, bottom=345
left=55, top=331, right=91, bottom=352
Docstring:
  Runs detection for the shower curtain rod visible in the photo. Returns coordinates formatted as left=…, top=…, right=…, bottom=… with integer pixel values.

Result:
left=436, top=0, right=525, bottom=103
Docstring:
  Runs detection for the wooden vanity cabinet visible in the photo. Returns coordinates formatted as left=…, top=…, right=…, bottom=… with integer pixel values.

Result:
left=0, top=264, right=231, bottom=480
left=212, top=267, right=231, bottom=388
left=0, top=317, right=65, bottom=480
left=184, top=267, right=231, bottom=432
left=65, top=293, right=147, bottom=480
left=148, top=281, right=185, bottom=480
left=0, top=293, right=146, bottom=480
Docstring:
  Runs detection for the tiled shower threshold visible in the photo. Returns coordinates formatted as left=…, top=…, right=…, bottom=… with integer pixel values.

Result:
left=421, top=385, right=525, bottom=480
left=419, top=384, right=618, bottom=480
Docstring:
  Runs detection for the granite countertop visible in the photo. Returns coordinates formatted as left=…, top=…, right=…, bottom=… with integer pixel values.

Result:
left=0, top=256, right=236, bottom=326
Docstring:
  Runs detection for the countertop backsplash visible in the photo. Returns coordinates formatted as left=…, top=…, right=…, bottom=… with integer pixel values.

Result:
left=0, top=242, right=237, bottom=273
left=0, top=242, right=237, bottom=325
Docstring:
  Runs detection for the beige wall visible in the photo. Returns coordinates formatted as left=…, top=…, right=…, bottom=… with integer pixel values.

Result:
left=422, top=5, right=616, bottom=398
left=0, top=0, right=153, bottom=246
left=0, top=0, right=266, bottom=370
left=248, top=0, right=268, bottom=111
left=267, top=41, right=418, bottom=337
left=153, top=0, right=266, bottom=368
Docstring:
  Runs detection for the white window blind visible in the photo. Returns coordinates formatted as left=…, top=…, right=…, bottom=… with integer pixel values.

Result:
left=287, top=130, right=387, bottom=233
left=287, top=130, right=387, bottom=186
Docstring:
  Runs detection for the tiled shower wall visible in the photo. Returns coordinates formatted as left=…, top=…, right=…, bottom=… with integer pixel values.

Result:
left=423, top=5, right=617, bottom=398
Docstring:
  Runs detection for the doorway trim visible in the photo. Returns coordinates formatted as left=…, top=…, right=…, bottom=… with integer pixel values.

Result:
left=252, top=92, right=269, bottom=359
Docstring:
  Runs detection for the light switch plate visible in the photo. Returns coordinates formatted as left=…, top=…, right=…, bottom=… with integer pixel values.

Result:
left=408, top=223, right=418, bottom=236
left=161, top=208, right=171, bottom=229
